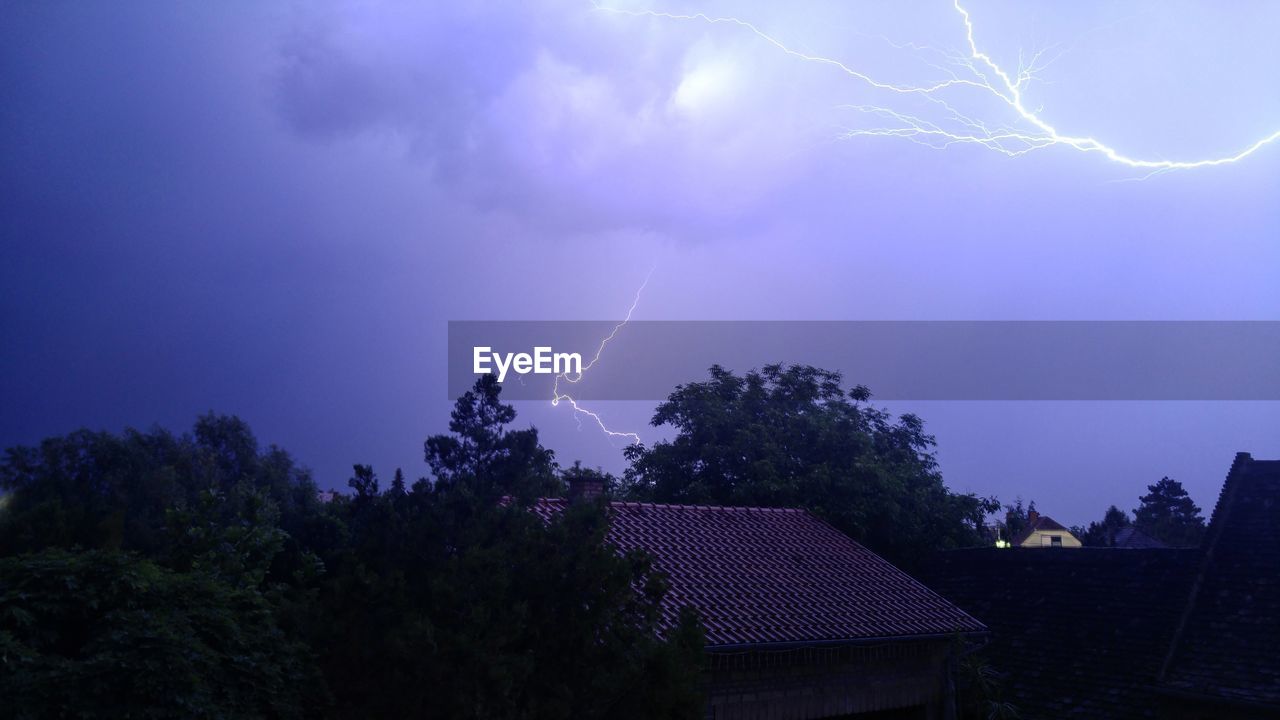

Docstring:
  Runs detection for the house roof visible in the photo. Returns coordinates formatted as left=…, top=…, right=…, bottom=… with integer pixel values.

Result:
left=1160, top=453, right=1280, bottom=707
left=921, top=547, right=1199, bottom=719
left=1010, top=514, right=1075, bottom=546
left=534, top=499, right=986, bottom=648
left=1113, top=526, right=1168, bottom=549
left=922, top=453, right=1280, bottom=717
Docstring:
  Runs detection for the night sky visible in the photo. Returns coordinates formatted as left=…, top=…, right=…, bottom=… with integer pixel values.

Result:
left=3, top=1, right=1279, bottom=527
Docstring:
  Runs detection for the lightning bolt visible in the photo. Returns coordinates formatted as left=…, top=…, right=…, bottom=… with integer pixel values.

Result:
left=595, top=0, right=1280, bottom=175
left=550, top=266, right=654, bottom=445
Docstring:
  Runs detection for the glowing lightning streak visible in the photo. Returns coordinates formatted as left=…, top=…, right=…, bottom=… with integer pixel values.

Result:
left=950, top=2, right=1280, bottom=171
left=595, top=0, right=1280, bottom=174
left=550, top=266, right=655, bottom=445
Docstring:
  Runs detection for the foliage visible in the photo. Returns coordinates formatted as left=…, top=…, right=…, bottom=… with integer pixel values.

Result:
left=561, top=461, right=619, bottom=497
left=0, top=414, right=322, bottom=583
left=1000, top=498, right=1035, bottom=542
left=1133, top=477, right=1205, bottom=548
left=0, top=549, right=322, bottom=719
left=956, top=650, right=1021, bottom=720
left=1075, top=505, right=1132, bottom=547
left=622, top=364, right=998, bottom=567
left=314, top=476, right=704, bottom=718
left=0, top=381, right=704, bottom=719
left=313, top=380, right=704, bottom=717
left=425, top=373, right=560, bottom=500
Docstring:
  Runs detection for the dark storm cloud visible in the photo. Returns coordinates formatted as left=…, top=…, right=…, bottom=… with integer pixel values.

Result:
left=2, top=0, right=1279, bottom=527
left=272, top=2, right=535, bottom=150
left=0, top=1, right=451, bottom=482
left=263, top=0, right=843, bottom=235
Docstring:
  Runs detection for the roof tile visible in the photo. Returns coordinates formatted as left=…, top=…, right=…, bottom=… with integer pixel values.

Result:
left=1160, top=454, right=1280, bottom=706
left=536, top=499, right=985, bottom=648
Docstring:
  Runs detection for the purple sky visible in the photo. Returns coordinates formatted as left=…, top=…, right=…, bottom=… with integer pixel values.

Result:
left=3, top=1, right=1279, bottom=527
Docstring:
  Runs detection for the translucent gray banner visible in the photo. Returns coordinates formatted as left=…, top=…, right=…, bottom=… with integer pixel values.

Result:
left=447, top=321, right=1280, bottom=400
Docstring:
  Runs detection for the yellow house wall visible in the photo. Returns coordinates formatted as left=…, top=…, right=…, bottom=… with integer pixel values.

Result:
left=1018, top=529, right=1082, bottom=548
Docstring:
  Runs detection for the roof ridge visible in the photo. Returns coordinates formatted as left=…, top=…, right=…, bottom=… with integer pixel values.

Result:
left=1157, top=451, right=1251, bottom=683
left=607, top=500, right=806, bottom=513
left=536, top=497, right=808, bottom=514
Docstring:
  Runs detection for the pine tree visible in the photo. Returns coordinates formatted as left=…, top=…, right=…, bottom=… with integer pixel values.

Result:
left=1133, top=477, right=1206, bottom=547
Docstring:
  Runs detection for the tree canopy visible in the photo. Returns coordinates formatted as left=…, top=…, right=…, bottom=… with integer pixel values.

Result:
left=623, top=364, right=998, bottom=566
left=1133, top=477, right=1205, bottom=548
left=1075, top=505, right=1132, bottom=547
left=312, top=382, right=703, bottom=718
left=1001, top=498, right=1036, bottom=542
left=0, top=383, right=704, bottom=718
left=0, top=549, right=322, bottom=720
left=1, top=368, right=1032, bottom=716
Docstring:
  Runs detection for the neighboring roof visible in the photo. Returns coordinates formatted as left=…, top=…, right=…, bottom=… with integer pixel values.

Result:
left=1160, top=453, right=1280, bottom=708
left=534, top=499, right=986, bottom=648
left=923, top=453, right=1280, bottom=717
left=1113, top=526, right=1168, bottom=549
left=1010, top=514, right=1075, bottom=546
left=921, top=547, right=1199, bottom=720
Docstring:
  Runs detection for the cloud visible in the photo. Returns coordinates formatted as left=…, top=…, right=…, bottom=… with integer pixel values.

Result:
left=269, top=0, right=826, bottom=235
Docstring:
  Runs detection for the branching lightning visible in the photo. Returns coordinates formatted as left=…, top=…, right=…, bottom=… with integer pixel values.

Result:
left=560, top=3, right=1275, bottom=443
left=596, top=0, right=1280, bottom=175
left=550, top=266, right=654, bottom=445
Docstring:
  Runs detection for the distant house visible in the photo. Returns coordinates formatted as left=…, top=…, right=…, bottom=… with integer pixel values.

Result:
left=1113, top=526, right=1168, bottom=549
left=1011, top=510, right=1082, bottom=548
left=542, top=477, right=986, bottom=719
left=922, top=452, right=1280, bottom=720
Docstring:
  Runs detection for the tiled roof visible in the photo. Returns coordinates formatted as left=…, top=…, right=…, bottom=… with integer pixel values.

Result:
left=1160, top=453, right=1280, bottom=707
left=1010, top=515, right=1073, bottom=546
left=923, top=453, right=1280, bottom=717
left=534, top=499, right=985, bottom=648
left=921, top=547, right=1199, bottom=720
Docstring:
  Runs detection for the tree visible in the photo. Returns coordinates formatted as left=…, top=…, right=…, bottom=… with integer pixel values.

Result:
left=622, top=364, right=996, bottom=566
left=957, top=650, right=1021, bottom=720
left=1133, top=477, right=1205, bottom=547
left=1002, top=498, right=1036, bottom=542
left=0, top=383, right=705, bottom=718
left=561, top=461, right=619, bottom=496
left=0, top=549, right=323, bottom=719
left=313, top=377, right=705, bottom=718
left=424, top=373, right=559, bottom=500
left=0, top=414, right=322, bottom=576
left=1076, top=505, right=1131, bottom=547
left=0, top=417, right=331, bottom=717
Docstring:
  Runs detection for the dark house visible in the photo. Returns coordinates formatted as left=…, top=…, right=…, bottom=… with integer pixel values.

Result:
left=1158, top=453, right=1280, bottom=718
left=1112, top=526, right=1168, bottom=549
left=542, top=480, right=986, bottom=719
left=922, top=453, right=1280, bottom=719
left=923, top=544, right=1199, bottom=718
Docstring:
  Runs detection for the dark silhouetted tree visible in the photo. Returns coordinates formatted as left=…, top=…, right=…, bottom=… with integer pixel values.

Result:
left=622, top=364, right=996, bottom=566
left=425, top=373, right=559, bottom=500
left=0, top=417, right=329, bottom=716
left=314, top=377, right=704, bottom=718
left=1077, top=505, right=1132, bottom=547
left=1002, top=498, right=1036, bottom=542
left=1133, top=477, right=1205, bottom=547
left=0, top=549, right=323, bottom=719
left=0, top=414, right=321, bottom=570
left=0, top=384, right=705, bottom=718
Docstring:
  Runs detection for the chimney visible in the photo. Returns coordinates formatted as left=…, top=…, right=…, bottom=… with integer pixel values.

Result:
left=1027, top=509, right=1040, bottom=527
left=567, top=475, right=605, bottom=503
